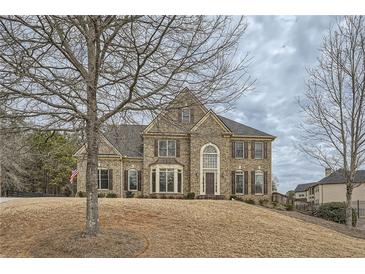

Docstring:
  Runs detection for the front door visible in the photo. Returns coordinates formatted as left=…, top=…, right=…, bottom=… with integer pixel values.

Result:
left=205, top=172, right=215, bottom=195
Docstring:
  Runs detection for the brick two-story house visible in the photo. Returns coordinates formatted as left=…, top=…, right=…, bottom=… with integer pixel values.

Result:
left=74, top=88, right=276, bottom=200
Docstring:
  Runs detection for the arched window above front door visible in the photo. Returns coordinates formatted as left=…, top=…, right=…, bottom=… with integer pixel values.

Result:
left=202, top=144, right=218, bottom=169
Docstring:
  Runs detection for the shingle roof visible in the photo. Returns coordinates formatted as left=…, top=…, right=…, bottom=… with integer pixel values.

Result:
left=218, top=115, right=274, bottom=137
left=101, top=115, right=274, bottom=157
left=294, top=182, right=317, bottom=192
left=103, top=124, right=146, bottom=157
left=318, top=170, right=365, bottom=185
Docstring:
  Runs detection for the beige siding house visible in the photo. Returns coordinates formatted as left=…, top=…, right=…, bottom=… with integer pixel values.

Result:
left=74, top=88, right=276, bottom=200
left=295, top=169, right=365, bottom=205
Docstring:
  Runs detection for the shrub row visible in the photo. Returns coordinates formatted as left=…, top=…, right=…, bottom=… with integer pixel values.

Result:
left=76, top=191, right=117, bottom=198
left=313, top=202, right=357, bottom=227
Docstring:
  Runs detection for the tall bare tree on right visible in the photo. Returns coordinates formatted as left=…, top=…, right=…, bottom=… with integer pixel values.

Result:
left=300, top=16, right=365, bottom=226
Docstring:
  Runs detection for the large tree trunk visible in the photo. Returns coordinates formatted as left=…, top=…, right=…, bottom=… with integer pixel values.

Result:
left=85, top=119, right=99, bottom=235
left=345, top=184, right=353, bottom=227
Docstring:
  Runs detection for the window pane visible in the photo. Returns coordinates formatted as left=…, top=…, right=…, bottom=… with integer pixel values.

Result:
left=203, top=154, right=217, bottom=169
left=177, top=170, right=182, bottom=193
left=255, top=142, right=263, bottom=159
left=100, top=169, right=109, bottom=189
left=255, top=173, right=263, bottom=194
left=235, top=173, right=244, bottom=194
left=203, top=145, right=217, bottom=154
left=129, top=170, right=138, bottom=190
left=167, top=140, right=176, bottom=157
left=167, top=169, right=174, bottom=192
left=159, top=140, right=167, bottom=156
left=182, top=108, right=190, bottom=123
left=159, top=169, right=166, bottom=192
left=235, top=142, right=244, bottom=158
left=152, top=170, right=156, bottom=193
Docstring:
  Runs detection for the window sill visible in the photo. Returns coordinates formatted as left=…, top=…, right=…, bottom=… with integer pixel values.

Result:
left=127, top=189, right=139, bottom=192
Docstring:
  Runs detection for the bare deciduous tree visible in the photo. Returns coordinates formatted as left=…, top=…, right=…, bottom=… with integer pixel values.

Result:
left=0, top=16, right=253, bottom=235
left=299, top=16, right=365, bottom=226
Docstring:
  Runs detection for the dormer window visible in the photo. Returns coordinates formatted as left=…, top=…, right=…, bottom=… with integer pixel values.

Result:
left=181, top=107, right=190, bottom=123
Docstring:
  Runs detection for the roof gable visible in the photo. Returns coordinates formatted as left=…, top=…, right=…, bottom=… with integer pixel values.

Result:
left=191, top=110, right=232, bottom=133
left=144, top=87, right=208, bottom=134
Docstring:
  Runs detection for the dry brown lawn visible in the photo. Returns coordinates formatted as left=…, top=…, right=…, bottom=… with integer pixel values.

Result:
left=1, top=198, right=365, bottom=258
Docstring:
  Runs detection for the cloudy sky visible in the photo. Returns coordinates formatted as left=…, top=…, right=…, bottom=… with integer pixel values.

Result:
left=223, top=16, right=337, bottom=193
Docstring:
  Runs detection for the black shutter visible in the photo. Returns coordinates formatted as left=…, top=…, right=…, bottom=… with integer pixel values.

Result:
left=232, top=141, right=236, bottom=158
left=124, top=170, right=128, bottom=191
left=108, top=169, right=113, bottom=190
left=176, top=140, right=180, bottom=157
left=244, top=142, right=248, bottom=159
left=231, top=171, right=236, bottom=194
left=244, top=171, right=248, bottom=194
left=154, top=139, right=158, bottom=157
left=251, top=141, right=255, bottom=159
left=251, top=171, right=255, bottom=194
left=264, top=171, right=268, bottom=195
left=264, top=141, right=268, bottom=159
left=138, top=170, right=142, bottom=191
left=190, top=108, right=194, bottom=123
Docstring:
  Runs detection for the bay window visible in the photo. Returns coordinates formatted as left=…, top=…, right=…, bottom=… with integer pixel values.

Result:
left=151, top=166, right=183, bottom=193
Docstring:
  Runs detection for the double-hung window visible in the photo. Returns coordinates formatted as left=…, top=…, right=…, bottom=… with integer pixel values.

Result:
left=254, top=142, right=263, bottom=159
left=235, top=142, right=244, bottom=158
left=181, top=108, right=190, bottom=123
left=255, top=171, right=264, bottom=194
left=98, top=169, right=109, bottom=189
left=158, top=140, right=176, bottom=157
left=235, top=171, right=244, bottom=194
left=128, top=169, right=138, bottom=191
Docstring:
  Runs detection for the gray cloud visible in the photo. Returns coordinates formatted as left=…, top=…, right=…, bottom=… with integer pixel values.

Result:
left=223, top=16, right=337, bottom=193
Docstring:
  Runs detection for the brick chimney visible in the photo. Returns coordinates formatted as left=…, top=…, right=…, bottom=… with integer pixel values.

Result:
left=325, top=168, right=332, bottom=177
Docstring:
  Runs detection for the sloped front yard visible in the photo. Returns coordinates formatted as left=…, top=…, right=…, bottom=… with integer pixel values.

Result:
left=0, top=198, right=365, bottom=257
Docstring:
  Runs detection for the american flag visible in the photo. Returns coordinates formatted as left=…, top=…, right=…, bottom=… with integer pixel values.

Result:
left=70, top=169, right=79, bottom=183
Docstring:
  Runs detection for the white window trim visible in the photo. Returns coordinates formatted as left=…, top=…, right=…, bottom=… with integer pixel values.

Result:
left=235, top=142, right=244, bottom=159
left=150, top=164, right=183, bottom=194
left=181, top=107, right=191, bottom=123
left=97, top=168, right=109, bottom=190
left=254, top=142, right=264, bottom=159
left=200, top=143, right=220, bottom=195
left=158, top=140, right=177, bottom=157
left=128, top=169, right=138, bottom=192
left=255, top=170, right=264, bottom=195
left=235, top=170, right=244, bottom=194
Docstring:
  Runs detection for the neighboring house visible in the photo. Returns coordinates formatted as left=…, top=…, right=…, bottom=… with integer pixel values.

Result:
left=294, top=182, right=317, bottom=201
left=74, top=88, right=276, bottom=200
left=294, top=169, right=365, bottom=205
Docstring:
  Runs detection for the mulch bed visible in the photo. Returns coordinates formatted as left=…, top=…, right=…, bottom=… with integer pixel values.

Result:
left=31, top=228, right=146, bottom=258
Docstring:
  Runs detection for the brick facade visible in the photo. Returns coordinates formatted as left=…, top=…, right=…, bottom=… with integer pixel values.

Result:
left=75, top=89, right=275, bottom=200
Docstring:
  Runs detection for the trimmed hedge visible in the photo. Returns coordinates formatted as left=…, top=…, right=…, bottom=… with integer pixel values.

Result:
left=186, top=192, right=195, bottom=200
left=106, top=193, right=117, bottom=198
left=313, top=202, right=357, bottom=227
